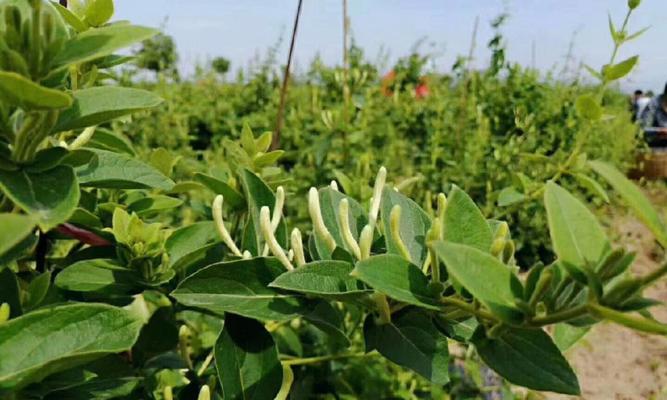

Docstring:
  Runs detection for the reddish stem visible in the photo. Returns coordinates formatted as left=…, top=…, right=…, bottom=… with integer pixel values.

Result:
left=56, top=223, right=112, bottom=247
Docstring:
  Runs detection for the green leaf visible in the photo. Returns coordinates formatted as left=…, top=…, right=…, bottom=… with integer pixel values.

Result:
left=0, top=213, right=36, bottom=256
left=270, top=260, right=368, bottom=299
left=171, top=258, right=305, bottom=321
left=86, top=128, right=136, bottom=155
left=51, top=2, right=88, bottom=32
left=589, top=160, right=667, bottom=248
left=381, top=187, right=431, bottom=266
left=0, top=303, right=143, bottom=390
left=364, top=310, right=449, bottom=384
left=0, top=165, right=79, bottom=231
left=193, top=172, right=244, bottom=209
left=553, top=324, right=590, bottom=352
left=53, top=24, right=158, bottom=67
left=575, top=94, right=603, bottom=121
left=313, top=187, right=367, bottom=259
left=55, top=87, right=163, bottom=132
left=431, top=241, right=521, bottom=321
left=544, top=182, right=610, bottom=268
left=352, top=254, right=440, bottom=310
left=127, top=195, right=183, bottom=216
left=302, top=300, right=350, bottom=346
left=573, top=173, right=610, bottom=203
left=443, top=186, right=493, bottom=252
left=602, top=56, right=639, bottom=82
left=76, top=149, right=174, bottom=190
left=44, top=377, right=140, bottom=400
left=24, top=271, right=51, bottom=310
left=0, top=71, right=73, bottom=110
left=497, top=186, right=527, bottom=207
left=166, top=221, right=219, bottom=267
left=55, top=259, right=139, bottom=294
left=215, top=313, right=283, bottom=400
left=239, top=168, right=287, bottom=256
left=83, top=0, right=114, bottom=27
left=473, top=327, right=580, bottom=395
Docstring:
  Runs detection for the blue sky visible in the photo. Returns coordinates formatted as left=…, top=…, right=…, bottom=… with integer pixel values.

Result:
left=114, top=0, right=666, bottom=92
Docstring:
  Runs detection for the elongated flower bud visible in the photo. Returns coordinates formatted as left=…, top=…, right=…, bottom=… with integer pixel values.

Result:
left=197, top=385, right=211, bottom=400
left=163, top=386, right=174, bottom=400
left=212, top=195, right=243, bottom=257
left=290, top=228, right=306, bottom=267
left=330, top=180, right=339, bottom=191
left=308, top=187, right=336, bottom=252
left=0, top=303, right=9, bottom=324
left=242, top=250, right=252, bottom=259
left=368, top=167, right=387, bottom=228
left=339, top=199, right=361, bottom=260
left=262, top=186, right=285, bottom=256
left=359, top=224, right=374, bottom=260
left=260, top=206, right=294, bottom=270
left=436, top=193, right=447, bottom=221
left=390, top=205, right=411, bottom=262
left=69, top=125, right=97, bottom=150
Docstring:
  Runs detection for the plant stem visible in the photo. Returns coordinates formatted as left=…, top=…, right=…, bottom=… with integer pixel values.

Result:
left=640, top=260, right=667, bottom=287
left=440, top=297, right=496, bottom=322
left=588, top=303, right=667, bottom=335
left=529, top=303, right=588, bottom=326
left=281, top=352, right=369, bottom=366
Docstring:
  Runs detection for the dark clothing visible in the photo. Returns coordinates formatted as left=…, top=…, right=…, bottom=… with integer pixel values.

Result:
left=640, top=95, right=667, bottom=147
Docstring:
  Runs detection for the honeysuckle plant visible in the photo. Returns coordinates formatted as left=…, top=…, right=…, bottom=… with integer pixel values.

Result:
left=1, top=0, right=667, bottom=399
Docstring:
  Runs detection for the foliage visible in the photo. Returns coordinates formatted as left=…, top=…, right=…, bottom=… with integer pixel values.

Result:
left=134, top=32, right=179, bottom=79
left=0, top=1, right=665, bottom=400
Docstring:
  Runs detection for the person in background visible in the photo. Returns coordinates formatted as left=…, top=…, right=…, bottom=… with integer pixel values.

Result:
left=631, top=89, right=645, bottom=121
left=639, top=83, right=667, bottom=148
left=636, top=91, right=651, bottom=122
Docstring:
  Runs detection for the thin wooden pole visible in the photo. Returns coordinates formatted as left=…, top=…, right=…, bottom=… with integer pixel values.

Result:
left=272, top=0, right=304, bottom=150
left=59, top=0, right=67, bottom=7
left=341, top=0, right=350, bottom=162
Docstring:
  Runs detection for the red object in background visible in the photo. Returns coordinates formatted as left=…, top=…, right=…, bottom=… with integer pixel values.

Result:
left=415, top=82, right=429, bottom=99
left=56, top=223, right=112, bottom=247
left=381, top=70, right=396, bottom=97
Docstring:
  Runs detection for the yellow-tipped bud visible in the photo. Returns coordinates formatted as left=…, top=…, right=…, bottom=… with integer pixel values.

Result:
left=290, top=228, right=306, bottom=267
left=213, top=195, right=243, bottom=257
left=308, top=187, right=336, bottom=252
left=260, top=206, right=294, bottom=270
left=389, top=205, right=411, bottom=263
left=339, top=199, right=361, bottom=260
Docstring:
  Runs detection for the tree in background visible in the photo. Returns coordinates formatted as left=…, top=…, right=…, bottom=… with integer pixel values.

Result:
left=134, top=33, right=179, bottom=80
left=211, top=56, right=231, bottom=76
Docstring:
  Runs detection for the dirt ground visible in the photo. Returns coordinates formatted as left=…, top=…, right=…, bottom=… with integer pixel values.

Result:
left=546, top=187, right=667, bottom=400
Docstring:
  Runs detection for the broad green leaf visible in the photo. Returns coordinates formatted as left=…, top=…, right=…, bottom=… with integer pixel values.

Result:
left=87, top=128, right=136, bottom=155
left=497, top=186, right=527, bottom=207
left=0, top=213, right=36, bottom=256
left=314, top=187, right=367, bottom=259
left=544, top=182, right=610, bottom=268
left=127, top=195, right=183, bottom=216
left=55, top=87, right=163, bottom=132
left=352, top=254, right=440, bottom=310
left=43, top=377, right=140, bottom=400
left=165, top=221, right=219, bottom=267
left=302, top=300, right=350, bottom=346
left=364, top=310, right=449, bottom=384
left=171, top=258, right=305, bottom=321
left=24, top=271, right=51, bottom=310
left=0, top=71, right=72, bottom=110
left=473, top=327, right=580, bottom=395
left=603, top=56, right=638, bottom=82
left=443, top=186, right=493, bottom=252
left=215, top=313, right=283, bottom=400
left=553, top=324, right=590, bottom=352
left=239, top=169, right=287, bottom=256
left=0, top=303, right=143, bottom=390
left=573, top=173, right=610, bottom=203
left=589, top=160, right=667, bottom=248
left=83, top=0, right=114, bottom=27
left=434, top=316, right=478, bottom=342
left=51, top=2, right=88, bottom=32
left=269, top=260, right=368, bottom=298
left=55, top=259, right=139, bottom=294
left=431, top=241, right=520, bottom=321
left=575, top=94, right=603, bottom=121
left=193, top=172, right=244, bottom=208
left=76, top=149, right=175, bottom=190
left=53, top=24, right=158, bottom=67
left=381, top=187, right=431, bottom=266
left=0, top=166, right=79, bottom=230
left=171, top=243, right=226, bottom=278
